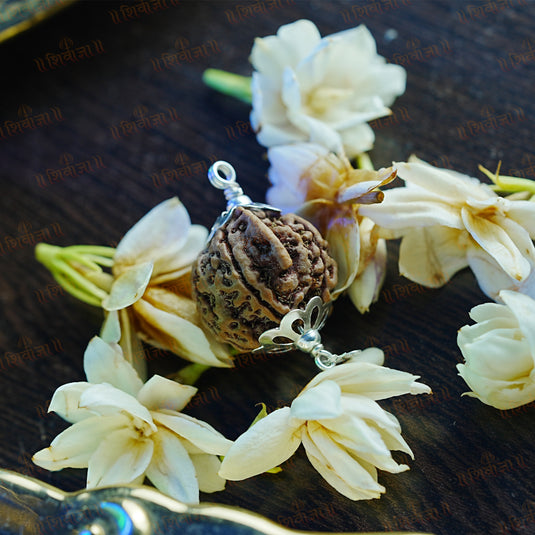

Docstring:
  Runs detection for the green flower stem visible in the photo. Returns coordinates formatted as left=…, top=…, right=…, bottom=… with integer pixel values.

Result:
left=53, top=270, right=104, bottom=307
left=356, top=152, right=374, bottom=170
left=479, top=164, right=535, bottom=195
left=202, top=68, right=252, bottom=104
left=85, top=255, right=115, bottom=268
left=173, top=363, right=211, bottom=386
left=68, top=245, right=116, bottom=257
left=35, top=243, right=114, bottom=307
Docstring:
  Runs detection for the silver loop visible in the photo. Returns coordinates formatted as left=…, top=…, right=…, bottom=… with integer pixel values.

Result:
left=208, top=161, right=237, bottom=190
left=314, top=349, right=338, bottom=370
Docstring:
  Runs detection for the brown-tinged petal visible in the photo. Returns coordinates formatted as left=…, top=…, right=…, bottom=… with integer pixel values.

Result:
left=103, top=262, right=153, bottom=311
left=133, top=298, right=232, bottom=367
left=398, top=226, right=469, bottom=287
left=461, top=208, right=531, bottom=282
left=33, top=414, right=129, bottom=470
left=299, top=200, right=359, bottom=297
left=348, top=238, right=386, bottom=313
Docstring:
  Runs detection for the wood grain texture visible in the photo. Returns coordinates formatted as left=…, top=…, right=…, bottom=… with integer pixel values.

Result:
left=1, top=1, right=534, bottom=534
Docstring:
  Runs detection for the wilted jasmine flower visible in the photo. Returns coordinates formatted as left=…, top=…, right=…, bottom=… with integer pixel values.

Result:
left=267, top=142, right=395, bottom=312
left=219, top=348, right=430, bottom=501
left=249, top=20, right=406, bottom=158
left=102, top=197, right=232, bottom=368
left=359, top=157, right=535, bottom=300
left=35, top=198, right=233, bottom=370
left=457, top=290, right=535, bottom=410
left=33, top=337, right=233, bottom=503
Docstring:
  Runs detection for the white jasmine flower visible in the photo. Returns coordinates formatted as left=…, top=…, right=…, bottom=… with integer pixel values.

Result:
left=267, top=142, right=394, bottom=311
left=219, top=348, right=430, bottom=501
left=457, top=290, right=535, bottom=410
left=250, top=20, right=406, bottom=158
left=359, top=157, right=535, bottom=300
left=33, top=337, right=232, bottom=503
left=101, top=197, right=233, bottom=368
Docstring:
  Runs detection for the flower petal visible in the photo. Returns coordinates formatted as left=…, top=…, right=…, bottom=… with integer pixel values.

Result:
left=346, top=347, right=385, bottom=366
left=146, top=426, right=199, bottom=503
left=359, top=186, right=464, bottom=230
left=301, top=425, right=384, bottom=500
left=250, top=19, right=321, bottom=79
left=133, top=297, right=232, bottom=367
left=458, top=328, right=532, bottom=381
left=80, top=383, right=156, bottom=432
left=506, top=200, right=535, bottom=237
left=118, top=308, right=148, bottom=380
left=84, top=336, right=143, bottom=397
left=462, top=208, right=531, bottom=282
left=255, top=117, right=304, bottom=147
left=320, top=413, right=410, bottom=473
left=219, top=407, right=301, bottom=480
left=100, top=309, right=121, bottom=344
left=500, top=290, right=535, bottom=357
left=291, top=380, right=343, bottom=420
left=32, top=414, right=128, bottom=470
left=340, top=123, right=376, bottom=158
left=266, top=143, right=328, bottom=212
left=48, top=382, right=94, bottom=423
left=396, top=159, right=494, bottom=202
left=457, top=363, right=535, bottom=410
left=468, top=301, right=517, bottom=325
left=153, top=412, right=232, bottom=455
left=298, top=200, right=359, bottom=296
left=136, top=375, right=197, bottom=412
left=349, top=238, right=387, bottom=313
left=398, top=226, right=469, bottom=287
left=305, top=362, right=431, bottom=400
left=151, top=224, right=209, bottom=283
left=326, top=209, right=360, bottom=296
left=114, top=197, right=191, bottom=272
left=190, top=454, right=226, bottom=493
left=467, top=244, right=535, bottom=300
left=102, top=262, right=154, bottom=311
left=87, top=427, right=153, bottom=487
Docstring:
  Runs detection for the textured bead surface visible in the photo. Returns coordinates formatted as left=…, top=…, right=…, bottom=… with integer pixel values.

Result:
left=192, top=206, right=337, bottom=352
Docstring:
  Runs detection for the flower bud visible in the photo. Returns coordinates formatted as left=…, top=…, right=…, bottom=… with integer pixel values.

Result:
left=457, top=290, right=535, bottom=410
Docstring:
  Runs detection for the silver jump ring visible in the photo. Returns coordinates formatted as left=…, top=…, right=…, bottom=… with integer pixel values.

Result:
left=208, top=161, right=237, bottom=190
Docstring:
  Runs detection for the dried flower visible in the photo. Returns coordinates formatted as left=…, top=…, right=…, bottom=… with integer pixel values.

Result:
left=103, top=197, right=232, bottom=368
left=249, top=20, right=406, bottom=158
left=219, top=348, right=430, bottom=500
left=35, top=198, right=233, bottom=370
left=267, top=142, right=394, bottom=311
left=33, top=337, right=233, bottom=503
left=359, top=157, right=535, bottom=300
left=457, top=290, right=535, bottom=410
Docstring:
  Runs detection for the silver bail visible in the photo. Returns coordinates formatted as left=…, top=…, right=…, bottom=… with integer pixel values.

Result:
left=206, top=160, right=279, bottom=242
left=208, top=161, right=253, bottom=210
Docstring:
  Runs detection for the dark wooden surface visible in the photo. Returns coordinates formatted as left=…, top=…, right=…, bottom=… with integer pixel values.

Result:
left=1, top=1, right=535, bottom=534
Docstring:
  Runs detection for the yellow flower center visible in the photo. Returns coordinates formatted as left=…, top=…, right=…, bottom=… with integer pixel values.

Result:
left=305, top=86, right=354, bottom=116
